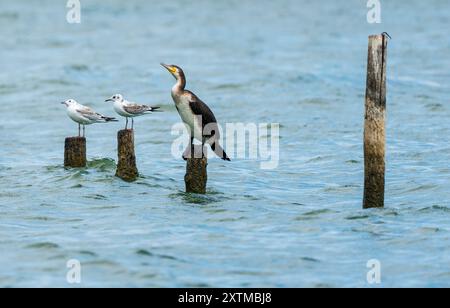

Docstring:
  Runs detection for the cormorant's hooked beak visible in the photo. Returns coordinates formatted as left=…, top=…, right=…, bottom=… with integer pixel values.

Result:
left=161, top=63, right=177, bottom=75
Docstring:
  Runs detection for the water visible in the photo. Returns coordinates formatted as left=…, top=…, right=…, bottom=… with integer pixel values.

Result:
left=0, top=0, right=449, bottom=287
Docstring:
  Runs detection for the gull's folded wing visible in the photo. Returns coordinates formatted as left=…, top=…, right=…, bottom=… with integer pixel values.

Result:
left=123, top=104, right=153, bottom=115
left=76, top=108, right=104, bottom=121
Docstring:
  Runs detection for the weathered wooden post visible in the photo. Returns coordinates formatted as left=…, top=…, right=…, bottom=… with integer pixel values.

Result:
left=116, top=129, right=139, bottom=182
left=64, top=137, right=86, bottom=168
left=363, top=33, right=389, bottom=209
left=185, top=145, right=208, bottom=194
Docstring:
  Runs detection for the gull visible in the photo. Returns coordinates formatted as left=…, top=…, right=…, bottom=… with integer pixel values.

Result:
left=105, top=94, right=161, bottom=130
left=61, top=99, right=118, bottom=137
left=161, top=63, right=230, bottom=161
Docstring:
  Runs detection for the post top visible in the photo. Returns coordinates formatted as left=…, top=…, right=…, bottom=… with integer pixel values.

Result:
left=368, top=34, right=383, bottom=40
left=65, top=136, right=86, bottom=141
left=369, top=33, right=391, bottom=41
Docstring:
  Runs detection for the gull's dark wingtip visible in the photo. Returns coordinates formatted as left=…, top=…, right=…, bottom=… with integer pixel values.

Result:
left=103, top=117, right=119, bottom=122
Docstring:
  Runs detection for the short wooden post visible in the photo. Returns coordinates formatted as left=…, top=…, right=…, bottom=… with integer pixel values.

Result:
left=185, top=145, right=208, bottom=194
left=116, top=129, right=139, bottom=182
left=64, top=137, right=86, bottom=168
left=363, top=34, right=388, bottom=209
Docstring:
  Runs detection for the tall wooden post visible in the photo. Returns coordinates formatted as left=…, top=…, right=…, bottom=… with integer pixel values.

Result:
left=185, top=145, right=208, bottom=194
left=64, top=137, right=86, bottom=168
left=116, top=129, right=139, bottom=182
left=363, top=34, right=389, bottom=209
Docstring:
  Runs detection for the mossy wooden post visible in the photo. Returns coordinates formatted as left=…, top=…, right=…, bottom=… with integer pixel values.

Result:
left=116, top=129, right=139, bottom=182
left=185, top=145, right=208, bottom=194
left=363, top=34, right=388, bottom=209
left=64, top=137, right=86, bottom=168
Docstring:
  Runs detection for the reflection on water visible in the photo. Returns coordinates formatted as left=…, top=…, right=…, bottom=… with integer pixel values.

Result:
left=0, top=0, right=450, bottom=287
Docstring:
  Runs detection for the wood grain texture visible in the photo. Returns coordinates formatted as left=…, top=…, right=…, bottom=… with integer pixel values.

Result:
left=363, top=34, right=388, bottom=209
left=185, top=145, right=208, bottom=194
left=116, top=129, right=139, bottom=182
left=64, top=137, right=87, bottom=168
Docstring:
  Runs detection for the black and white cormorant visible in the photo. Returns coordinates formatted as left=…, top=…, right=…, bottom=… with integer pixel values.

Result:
left=161, top=63, right=230, bottom=161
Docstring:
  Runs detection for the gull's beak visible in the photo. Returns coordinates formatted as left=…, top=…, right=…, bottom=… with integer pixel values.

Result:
left=61, top=101, right=68, bottom=106
left=105, top=98, right=113, bottom=102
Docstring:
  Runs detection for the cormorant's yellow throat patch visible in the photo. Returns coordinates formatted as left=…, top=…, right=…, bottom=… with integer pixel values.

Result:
left=169, top=66, right=177, bottom=74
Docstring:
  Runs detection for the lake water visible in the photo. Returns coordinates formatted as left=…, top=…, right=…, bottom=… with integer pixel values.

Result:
left=0, top=0, right=449, bottom=287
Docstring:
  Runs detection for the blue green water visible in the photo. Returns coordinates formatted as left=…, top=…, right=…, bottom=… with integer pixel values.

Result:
left=0, top=0, right=450, bottom=287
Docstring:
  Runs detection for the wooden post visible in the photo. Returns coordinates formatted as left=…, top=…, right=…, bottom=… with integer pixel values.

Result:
left=64, top=137, right=86, bottom=168
left=363, top=34, right=388, bottom=209
left=116, top=129, right=139, bottom=182
left=185, top=145, right=208, bottom=194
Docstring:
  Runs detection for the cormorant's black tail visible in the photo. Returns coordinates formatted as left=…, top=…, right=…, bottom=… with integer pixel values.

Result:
left=211, top=142, right=231, bottom=161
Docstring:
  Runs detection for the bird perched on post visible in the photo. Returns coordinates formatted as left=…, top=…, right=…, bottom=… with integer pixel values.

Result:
left=61, top=99, right=117, bottom=137
left=161, top=63, right=230, bottom=161
left=105, top=94, right=161, bottom=130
